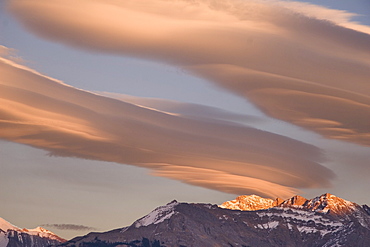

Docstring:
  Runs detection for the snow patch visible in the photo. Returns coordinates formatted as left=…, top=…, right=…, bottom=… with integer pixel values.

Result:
left=297, top=225, right=343, bottom=236
left=257, top=207, right=337, bottom=225
left=287, top=223, right=293, bottom=230
left=135, top=200, right=179, bottom=228
left=358, top=216, right=370, bottom=229
left=256, top=207, right=345, bottom=236
left=256, top=221, right=279, bottom=229
left=120, top=227, right=129, bottom=233
left=297, top=225, right=317, bottom=234
left=24, top=227, right=58, bottom=239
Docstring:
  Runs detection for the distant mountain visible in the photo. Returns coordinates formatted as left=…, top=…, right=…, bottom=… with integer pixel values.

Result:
left=0, top=217, right=66, bottom=247
left=219, top=194, right=283, bottom=211
left=221, top=193, right=362, bottom=215
left=60, top=193, right=370, bottom=247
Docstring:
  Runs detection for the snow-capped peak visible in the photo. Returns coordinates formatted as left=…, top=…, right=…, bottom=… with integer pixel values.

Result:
left=26, top=226, right=65, bottom=241
left=134, top=200, right=179, bottom=228
left=305, top=193, right=357, bottom=215
left=219, top=195, right=280, bottom=211
left=24, top=226, right=53, bottom=235
left=220, top=193, right=360, bottom=216
left=0, top=217, right=65, bottom=242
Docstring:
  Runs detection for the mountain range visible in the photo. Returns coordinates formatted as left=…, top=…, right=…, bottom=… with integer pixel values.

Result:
left=0, top=218, right=65, bottom=247
left=1, top=193, right=369, bottom=247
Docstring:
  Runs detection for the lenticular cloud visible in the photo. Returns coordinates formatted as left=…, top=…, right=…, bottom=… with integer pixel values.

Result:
left=0, top=50, right=331, bottom=198
left=8, top=0, right=370, bottom=146
left=3, top=0, right=370, bottom=197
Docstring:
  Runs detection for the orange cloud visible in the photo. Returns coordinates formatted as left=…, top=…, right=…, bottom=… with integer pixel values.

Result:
left=0, top=54, right=332, bottom=198
left=151, top=165, right=298, bottom=199
left=7, top=0, right=370, bottom=146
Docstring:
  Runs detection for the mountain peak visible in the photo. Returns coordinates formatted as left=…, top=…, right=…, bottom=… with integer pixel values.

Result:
left=219, top=194, right=276, bottom=211
left=221, top=193, right=359, bottom=216
left=134, top=200, right=179, bottom=228
left=280, top=195, right=308, bottom=207
left=0, top=217, right=66, bottom=243
left=27, top=226, right=52, bottom=233
left=305, top=193, right=357, bottom=215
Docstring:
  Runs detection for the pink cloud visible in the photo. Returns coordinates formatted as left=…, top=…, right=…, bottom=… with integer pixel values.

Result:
left=0, top=54, right=331, bottom=198
left=7, top=0, right=370, bottom=146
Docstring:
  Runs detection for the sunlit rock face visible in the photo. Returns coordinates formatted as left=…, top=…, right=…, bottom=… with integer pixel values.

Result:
left=59, top=194, right=370, bottom=247
left=219, top=194, right=280, bottom=211
left=221, top=193, right=362, bottom=216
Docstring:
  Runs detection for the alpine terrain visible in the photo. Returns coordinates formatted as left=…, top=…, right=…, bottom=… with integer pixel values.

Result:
left=0, top=217, right=66, bottom=247
left=59, top=193, right=370, bottom=247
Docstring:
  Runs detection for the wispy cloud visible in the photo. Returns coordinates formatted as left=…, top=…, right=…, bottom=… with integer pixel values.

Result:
left=101, top=92, right=264, bottom=123
left=8, top=0, right=370, bottom=146
left=41, top=224, right=97, bottom=231
left=0, top=45, right=25, bottom=64
left=0, top=53, right=331, bottom=198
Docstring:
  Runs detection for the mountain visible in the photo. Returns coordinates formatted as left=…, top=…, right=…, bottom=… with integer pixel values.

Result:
left=0, top=217, right=66, bottom=247
left=221, top=193, right=360, bottom=215
left=219, top=194, right=283, bottom=211
left=60, top=193, right=370, bottom=247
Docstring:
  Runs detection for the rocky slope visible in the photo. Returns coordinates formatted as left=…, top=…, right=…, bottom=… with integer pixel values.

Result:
left=0, top=217, right=66, bottom=247
left=59, top=193, right=370, bottom=247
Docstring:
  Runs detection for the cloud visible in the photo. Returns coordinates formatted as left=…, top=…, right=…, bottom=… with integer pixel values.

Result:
left=41, top=224, right=97, bottom=231
left=272, top=0, right=370, bottom=34
left=7, top=0, right=370, bottom=146
left=100, top=92, right=264, bottom=123
left=0, top=45, right=25, bottom=64
left=0, top=54, right=332, bottom=198
left=151, top=165, right=298, bottom=199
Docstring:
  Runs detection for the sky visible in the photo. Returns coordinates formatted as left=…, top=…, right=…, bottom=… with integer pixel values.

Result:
left=0, top=0, right=369, bottom=240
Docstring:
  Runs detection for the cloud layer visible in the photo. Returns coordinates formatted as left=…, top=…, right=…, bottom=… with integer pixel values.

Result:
left=0, top=51, right=331, bottom=198
left=8, top=0, right=370, bottom=146
left=41, top=224, right=97, bottom=231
